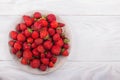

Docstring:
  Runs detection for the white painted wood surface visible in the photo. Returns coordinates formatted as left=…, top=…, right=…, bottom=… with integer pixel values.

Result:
left=1, top=0, right=120, bottom=80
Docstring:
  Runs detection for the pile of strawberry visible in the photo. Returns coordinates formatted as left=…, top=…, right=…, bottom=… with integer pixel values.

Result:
left=8, top=12, right=69, bottom=71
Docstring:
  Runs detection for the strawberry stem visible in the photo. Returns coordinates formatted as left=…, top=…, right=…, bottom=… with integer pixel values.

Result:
left=28, top=28, right=33, bottom=33
left=64, top=38, right=70, bottom=44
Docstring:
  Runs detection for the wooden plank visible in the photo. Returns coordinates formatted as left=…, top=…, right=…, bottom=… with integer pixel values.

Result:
left=1, top=16, right=120, bottom=61
left=0, top=61, right=119, bottom=80
left=0, top=0, right=120, bottom=15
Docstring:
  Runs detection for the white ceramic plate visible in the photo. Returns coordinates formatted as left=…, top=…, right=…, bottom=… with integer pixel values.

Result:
left=9, top=10, right=71, bottom=74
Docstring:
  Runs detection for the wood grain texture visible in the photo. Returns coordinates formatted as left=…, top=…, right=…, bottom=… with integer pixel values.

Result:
left=0, top=0, right=120, bottom=15
left=0, top=61, right=120, bottom=80
left=2, top=16, right=120, bottom=61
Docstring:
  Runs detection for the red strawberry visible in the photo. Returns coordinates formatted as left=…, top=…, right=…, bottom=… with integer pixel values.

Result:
left=10, top=31, right=18, bottom=40
left=47, top=14, right=56, bottom=22
left=16, top=51, right=22, bottom=58
left=51, top=45, right=61, bottom=55
left=50, top=21, right=58, bottom=28
left=40, top=53, right=45, bottom=58
left=43, top=40, right=53, bottom=50
left=32, top=31, right=39, bottom=39
left=50, top=56, right=57, bottom=64
left=16, top=24, right=21, bottom=32
left=62, top=50, right=69, bottom=56
left=46, top=52, right=52, bottom=58
left=21, top=58, right=28, bottom=65
left=48, top=28, right=55, bottom=36
left=61, top=33, right=65, bottom=39
left=17, top=33, right=25, bottom=42
left=39, top=19, right=48, bottom=27
left=31, top=42, right=37, bottom=48
left=40, top=30, right=48, bottom=39
left=33, top=12, right=41, bottom=19
left=33, top=21, right=42, bottom=30
left=41, top=58, right=49, bottom=65
left=53, top=33, right=60, bottom=41
left=58, top=22, right=65, bottom=27
left=49, top=61, right=54, bottom=68
left=24, top=29, right=32, bottom=37
left=11, top=48, right=17, bottom=54
left=30, top=59, right=40, bottom=68
left=37, top=45, right=45, bottom=53
left=34, top=38, right=43, bottom=45
left=23, top=42, right=31, bottom=50
left=27, top=37, right=33, bottom=43
left=8, top=40, right=15, bottom=47
left=23, top=49, right=32, bottom=60
left=20, top=23, right=27, bottom=31
left=23, top=15, right=33, bottom=26
left=63, top=44, right=69, bottom=49
left=32, top=48, right=39, bottom=57
left=56, top=38, right=64, bottom=47
left=40, top=64, right=47, bottom=71
left=56, top=27, right=62, bottom=34
left=14, top=42, right=22, bottom=51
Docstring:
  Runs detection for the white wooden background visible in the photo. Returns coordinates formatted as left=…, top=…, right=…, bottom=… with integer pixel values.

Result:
left=1, top=0, right=120, bottom=80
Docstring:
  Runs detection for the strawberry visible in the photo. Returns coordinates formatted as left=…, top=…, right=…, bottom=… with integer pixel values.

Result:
left=23, top=42, right=31, bottom=50
left=39, top=19, right=48, bottom=27
left=41, top=58, right=49, bottom=65
left=61, top=33, right=65, bottom=39
left=10, top=31, right=18, bottom=40
left=40, top=30, right=49, bottom=39
left=30, top=59, right=40, bottom=68
left=27, top=37, right=33, bottom=43
left=63, top=44, right=69, bottom=49
left=40, top=53, right=45, bottom=58
left=16, top=24, right=21, bottom=32
left=32, top=48, right=39, bottom=57
left=53, top=33, right=60, bottom=41
left=21, top=58, right=28, bottom=65
left=33, top=12, right=41, bottom=19
left=8, top=40, right=15, bottom=47
left=56, top=38, right=64, bottom=47
left=24, top=29, right=32, bottom=37
left=34, top=38, right=43, bottom=45
left=62, top=50, right=69, bottom=56
left=23, top=15, right=33, bottom=26
left=51, top=45, right=61, bottom=55
left=11, top=48, right=17, bottom=54
left=37, top=45, right=45, bottom=53
left=19, top=23, right=27, bottom=31
left=43, top=40, right=53, bottom=50
left=47, top=14, right=56, bottom=22
left=48, top=61, right=54, bottom=68
left=50, top=21, right=58, bottom=28
left=17, top=33, right=25, bottom=42
left=23, top=49, right=32, bottom=60
left=33, top=21, right=42, bottom=30
left=58, top=22, right=65, bottom=27
left=31, top=42, right=37, bottom=48
left=46, top=52, right=52, bottom=58
left=48, top=28, right=55, bottom=36
left=16, top=51, right=22, bottom=58
left=50, top=56, right=57, bottom=64
left=32, top=31, right=39, bottom=39
left=56, top=27, right=62, bottom=34
left=14, top=42, right=22, bottom=51
left=40, top=64, right=47, bottom=71
left=16, top=41, right=22, bottom=45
